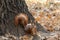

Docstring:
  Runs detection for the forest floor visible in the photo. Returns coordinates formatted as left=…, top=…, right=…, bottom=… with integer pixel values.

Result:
left=25, top=0, right=60, bottom=40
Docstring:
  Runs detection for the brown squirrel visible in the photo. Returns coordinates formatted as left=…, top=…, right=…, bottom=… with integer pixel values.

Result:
left=14, top=13, right=37, bottom=35
left=14, top=13, right=28, bottom=26
left=24, top=23, right=37, bottom=35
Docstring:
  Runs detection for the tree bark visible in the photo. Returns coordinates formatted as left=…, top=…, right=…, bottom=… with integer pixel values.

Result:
left=0, top=0, right=44, bottom=37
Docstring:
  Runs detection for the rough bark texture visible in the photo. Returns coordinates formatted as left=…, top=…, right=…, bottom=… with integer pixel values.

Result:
left=0, top=0, right=44, bottom=38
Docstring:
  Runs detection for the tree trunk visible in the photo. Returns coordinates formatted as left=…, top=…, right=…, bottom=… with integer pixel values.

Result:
left=0, top=0, right=44, bottom=38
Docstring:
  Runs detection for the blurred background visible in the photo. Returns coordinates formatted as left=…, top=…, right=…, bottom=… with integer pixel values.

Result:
left=25, top=0, right=60, bottom=31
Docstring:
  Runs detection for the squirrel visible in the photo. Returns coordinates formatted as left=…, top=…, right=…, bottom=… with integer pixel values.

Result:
left=14, top=13, right=37, bottom=35
left=14, top=13, right=28, bottom=26
left=24, top=23, right=37, bottom=35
